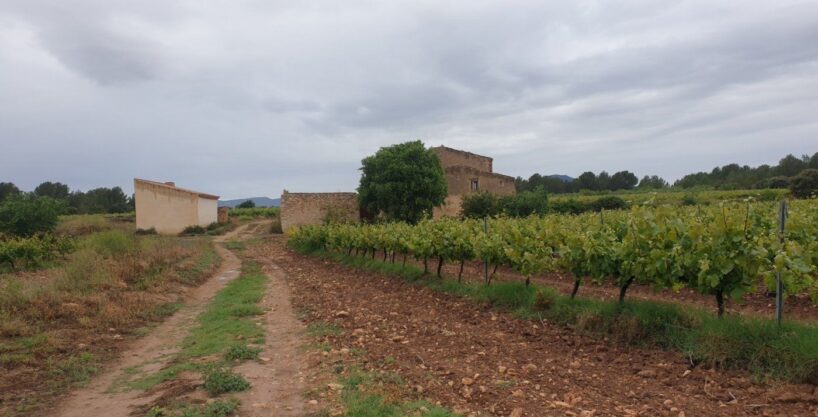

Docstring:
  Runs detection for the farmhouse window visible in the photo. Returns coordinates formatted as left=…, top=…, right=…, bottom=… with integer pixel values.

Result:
left=470, top=179, right=479, bottom=191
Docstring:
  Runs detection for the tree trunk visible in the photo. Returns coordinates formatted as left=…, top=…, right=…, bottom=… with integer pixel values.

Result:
left=437, top=256, right=444, bottom=278
left=423, top=257, right=428, bottom=274
left=347, top=247, right=352, bottom=256
left=571, top=278, right=581, bottom=299
left=403, top=254, right=407, bottom=266
left=618, top=277, right=635, bottom=304
left=458, top=259, right=465, bottom=282
left=383, top=249, right=388, bottom=261
left=391, top=252, right=396, bottom=263
left=525, top=276, right=531, bottom=287
left=716, top=290, right=725, bottom=318
left=371, top=249, right=376, bottom=259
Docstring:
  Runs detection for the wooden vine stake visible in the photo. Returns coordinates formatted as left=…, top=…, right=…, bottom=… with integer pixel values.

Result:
left=775, top=199, right=788, bottom=327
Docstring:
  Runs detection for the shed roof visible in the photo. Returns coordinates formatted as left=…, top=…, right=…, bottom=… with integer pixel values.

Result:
left=134, top=178, right=220, bottom=200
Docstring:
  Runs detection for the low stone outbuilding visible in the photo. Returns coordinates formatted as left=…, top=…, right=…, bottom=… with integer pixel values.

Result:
left=134, top=178, right=219, bottom=235
left=280, top=191, right=359, bottom=232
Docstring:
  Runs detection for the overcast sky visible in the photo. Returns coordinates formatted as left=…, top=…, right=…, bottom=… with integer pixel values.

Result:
left=1, top=1, right=817, bottom=199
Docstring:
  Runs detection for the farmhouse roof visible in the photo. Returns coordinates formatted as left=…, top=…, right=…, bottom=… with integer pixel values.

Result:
left=134, top=178, right=220, bottom=200
left=430, top=145, right=494, bottom=162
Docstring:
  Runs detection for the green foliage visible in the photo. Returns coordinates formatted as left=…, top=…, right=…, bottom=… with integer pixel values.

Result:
left=228, top=207, right=279, bottom=219
left=0, top=235, right=73, bottom=270
left=0, top=196, right=64, bottom=237
left=64, top=187, right=132, bottom=214
left=203, top=369, right=250, bottom=394
left=236, top=200, right=256, bottom=209
left=789, top=169, right=818, bottom=199
left=291, top=200, right=818, bottom=314
left=34, top=182, right=70, bottom=200
left=180, top=225, right=207, bottom=236
left=500, top=187, right=549, bottom=217
left=676, top=152, right=818, bottom=189
left=586, top=196, right=627, bottom=212
left=340, top=371, right=458, bottom=417
left=357, top=141, right=447, bottom=224
left=0, top=182, right=20, bottom=203
left=460, top=191, right=500, bottom=218
left=223, top=345, right=261, bottom=361
left=296, top=244, right=818, bottom=384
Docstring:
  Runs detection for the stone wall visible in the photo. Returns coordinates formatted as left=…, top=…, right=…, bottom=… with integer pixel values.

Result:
left=280, top=191, right=359, bottom=232
left=442, top=166, right=516, bottom=196
left=431, top=146, right=493, bottom=173
left=217, top=207, right=229, bottom=223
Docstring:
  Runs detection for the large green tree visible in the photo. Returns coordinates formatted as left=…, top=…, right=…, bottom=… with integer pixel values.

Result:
left=34, top=181, right=70, bottom=200
left=357, top=141, right=447, bottom=223
left=0, top=182, right=20, bottom=203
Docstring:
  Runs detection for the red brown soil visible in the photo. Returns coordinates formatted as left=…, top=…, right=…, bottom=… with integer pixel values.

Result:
left=259, top=239, right=818, bottom=417
left=231, top=253, right=312, bottom=417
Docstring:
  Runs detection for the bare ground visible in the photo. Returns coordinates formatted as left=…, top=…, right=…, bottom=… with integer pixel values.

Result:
left=231, top=256, right=310, bottom=417
left=51, top=224, right=246, bottom=417
left=251, top=238, right=818, bottom=417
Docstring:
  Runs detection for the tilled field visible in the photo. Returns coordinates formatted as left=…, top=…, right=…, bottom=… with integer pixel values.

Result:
left=253, top=238, right=818, bottom=417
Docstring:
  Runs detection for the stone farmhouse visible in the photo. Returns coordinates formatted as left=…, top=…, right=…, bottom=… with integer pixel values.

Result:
left=430, top=146, right=516, bottom=217
left=134, top=178, right=219, bottom=235
left=278, top=145, right=514, bottom=230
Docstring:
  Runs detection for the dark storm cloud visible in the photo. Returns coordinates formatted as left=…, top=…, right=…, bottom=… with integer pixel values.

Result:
left=1, top=1, right=817, bottom=199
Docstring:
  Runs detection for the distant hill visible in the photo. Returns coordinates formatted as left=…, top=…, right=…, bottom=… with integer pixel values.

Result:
left=218, top=197, right=280, bottom=208
left=547, top=175, right=574, bottom=183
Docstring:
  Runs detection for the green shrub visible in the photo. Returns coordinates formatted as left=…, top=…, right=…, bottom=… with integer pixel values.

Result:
left=203, top=369, right=250, bottom=395
left=549, top=199, right=585, bottom=214
left=681, top=194, right=698, bottom=206
left=460, top=191, right=500, bottom=218
left=500, top=188, right=549, bottom=217
left=0, top=235, right=73, bottom=271
left=587, top=196, right=628, bottom=212
left=179, top=225, right=207, bottom=236
left=224, top=345, right=261, bottom=361
left=0, top=196, right=64, bottom=237
left=790, top=169, right=818, bottom=198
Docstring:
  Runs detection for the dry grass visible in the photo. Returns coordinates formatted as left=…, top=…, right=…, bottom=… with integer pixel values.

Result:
left=0, top=217, right=220, bottom=416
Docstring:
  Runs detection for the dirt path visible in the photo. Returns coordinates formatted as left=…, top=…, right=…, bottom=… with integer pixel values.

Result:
left=254, top=238, right=818, bottom=417
left=50, top=221, right=308, bottom=417
left=232, top=258, right=308, bottom=417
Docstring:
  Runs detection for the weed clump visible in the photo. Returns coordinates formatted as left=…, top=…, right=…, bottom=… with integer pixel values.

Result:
left=203, top=369, right=250, bottom=395
left=224, top=345, right=261, bottom=361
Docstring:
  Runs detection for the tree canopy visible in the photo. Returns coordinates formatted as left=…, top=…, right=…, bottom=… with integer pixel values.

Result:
left=357, top=140, right=447, bottom=224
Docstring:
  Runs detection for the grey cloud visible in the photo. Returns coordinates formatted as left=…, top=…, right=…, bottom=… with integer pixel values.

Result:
left=1, top=1, right=817, bottom=198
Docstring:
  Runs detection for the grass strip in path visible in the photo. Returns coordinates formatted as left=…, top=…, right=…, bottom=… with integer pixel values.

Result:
left=117, top=261, right=268, bottom=394
left=292, top=243, right=818, bottom=385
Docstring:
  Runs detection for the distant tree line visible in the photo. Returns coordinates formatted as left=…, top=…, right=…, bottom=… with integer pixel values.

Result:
left=673, top=153, right=818, bottom=190
left=0, top=181, right=133, bottom=214
left=516, top=170, right=665, bottom=194
left=516, top=151, right=817, bottom=194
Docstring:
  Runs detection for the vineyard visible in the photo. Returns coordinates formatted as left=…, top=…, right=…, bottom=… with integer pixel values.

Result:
left=291, top=199, right=818, bottom=318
